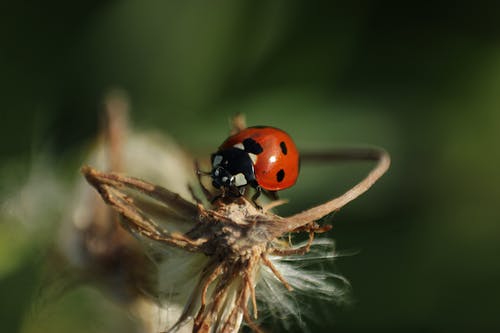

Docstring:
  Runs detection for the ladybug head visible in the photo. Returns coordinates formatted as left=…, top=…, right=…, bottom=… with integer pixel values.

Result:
left=210, top=148, right=257, bottom=191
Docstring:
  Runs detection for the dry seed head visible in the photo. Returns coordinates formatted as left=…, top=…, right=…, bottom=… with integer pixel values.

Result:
left=82, top=144, right=389, bottom=332
left=78, top=105, right=390, bottom=333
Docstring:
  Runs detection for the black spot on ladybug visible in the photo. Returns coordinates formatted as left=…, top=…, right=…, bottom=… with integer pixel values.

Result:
left=243, top=138, right=263, bottom=155
left=276, top=169, right=285, bottom=182
left=280, top=141, right=287, bottom=155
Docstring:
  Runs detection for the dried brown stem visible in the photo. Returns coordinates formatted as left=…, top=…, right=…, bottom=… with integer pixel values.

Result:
left=300, top=147, right=383, bottom=162
left=246, top=277, right=258, bottom=320
left=82, top=112, right=390, bottom=333
left=270, top=231, right=315, bottom=256
left=102, top=90, right=129, bottom=172
left=274, top=148, right=390, bottom=235
left=242, top=256, right=259, bottom=320
left=261, top=254, right=292, bottom=291
left=194, top=263, right=224, bottom=330
left=230, top=113, right=247, bottom=134
left=222, top=280, right=250, bottom=333
left=196, top=264, right=242, bottom=333
left=82, top=166, right=203, bottom=251
left=82, top=166, right=198, bottom=220
left=241, top=296, right=264, bottom=333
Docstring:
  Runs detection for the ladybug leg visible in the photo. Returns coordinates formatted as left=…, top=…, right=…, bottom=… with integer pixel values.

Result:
left=238, top=186, right=246, bottom=196
left=187, top=184, right=202, bottom=204
left=210, top=193, right=222, bottom=205
left=251, top=186, right=263, bottom=210
left=210, top=185, right=226, bottom=205
left=194, top=159, right=214, bottom=202
left=266, top=190, right=279, bottom=201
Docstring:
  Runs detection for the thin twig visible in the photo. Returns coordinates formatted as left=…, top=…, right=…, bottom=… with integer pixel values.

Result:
left=274, top=148, right=390, bottom=235
left=230, top=113, right=247, bottom=134
left=194, top=263, right=224, bottom=329
left=270, top=231, right=315, bottom=256
left=300, top=147, right=383, bottom=162
left=261, top=253, right=292, bottom=291
left=103, top=90, right=129, bottom=173
left=82, top=166, right=198, bottom=220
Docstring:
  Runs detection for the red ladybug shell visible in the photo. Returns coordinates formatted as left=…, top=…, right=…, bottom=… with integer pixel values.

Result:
left=220, top=126, right=299, bottom=191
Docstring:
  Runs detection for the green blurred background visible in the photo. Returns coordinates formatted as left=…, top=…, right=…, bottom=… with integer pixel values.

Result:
left=2, top=1, right=500, bottom=332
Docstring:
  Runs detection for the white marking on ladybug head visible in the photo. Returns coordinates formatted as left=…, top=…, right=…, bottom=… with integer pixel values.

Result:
left=214, top=169, right=220, bottom=176
left=233, top=143, right=244, bottom=150
left=222, top=176, right=229, bottom=183
left=232, top=173, right=247, bottom=187
left=248, top=153, right=257, bottom=164
left=213, top=155, right=223, bottom=167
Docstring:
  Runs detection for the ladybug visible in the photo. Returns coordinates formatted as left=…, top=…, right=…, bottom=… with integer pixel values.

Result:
left=210, top=126, right=300, bottom=204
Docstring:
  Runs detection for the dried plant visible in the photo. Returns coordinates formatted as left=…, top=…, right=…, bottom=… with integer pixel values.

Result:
left=57, top=91, right=195, bottom=332
left=81, top=113, right=390, bottom=333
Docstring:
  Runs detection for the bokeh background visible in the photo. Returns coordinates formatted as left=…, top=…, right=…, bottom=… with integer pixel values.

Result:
left=2, top=1, right=500, bottom=332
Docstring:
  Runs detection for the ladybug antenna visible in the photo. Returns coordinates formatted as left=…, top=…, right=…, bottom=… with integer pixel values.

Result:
left=194, top=160, right=211, bottom=176
left=194, top=159, right=215, bottom=202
